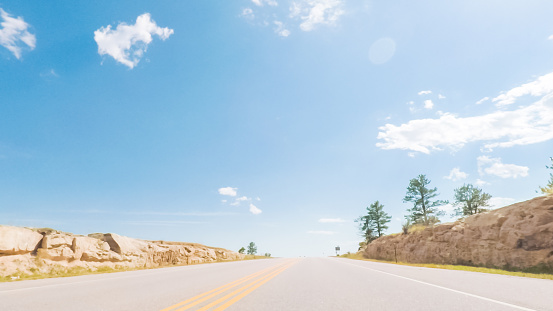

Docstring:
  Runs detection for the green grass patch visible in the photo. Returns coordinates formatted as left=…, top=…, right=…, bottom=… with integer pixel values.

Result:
left=338, top=253, right=553, bottom=281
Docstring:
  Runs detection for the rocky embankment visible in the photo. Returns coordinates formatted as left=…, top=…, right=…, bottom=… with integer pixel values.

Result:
left=0, top=227, right=244, bottom=278
left=363, top=195, right=553, bottom=272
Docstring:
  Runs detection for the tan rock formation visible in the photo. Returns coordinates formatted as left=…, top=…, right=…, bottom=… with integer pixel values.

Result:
left=0, top=226, right=42, bottom=255
left=363, top=195, right=553, bottom=272
left=0, top=227, right=245, bottom=278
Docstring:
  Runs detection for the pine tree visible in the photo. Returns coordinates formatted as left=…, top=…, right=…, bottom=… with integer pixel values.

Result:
left=356, top=200, right=392, bottom=241
left=403, top=174, right=447, bottom=226
left=453, top=184, right=491, bottom=216
left=539, top=157, right=553, bottom=195
left=247, top=242, right=257, bottom=255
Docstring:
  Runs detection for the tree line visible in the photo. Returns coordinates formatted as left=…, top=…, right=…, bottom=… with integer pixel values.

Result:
left=356, top=157, right=553, bottom=245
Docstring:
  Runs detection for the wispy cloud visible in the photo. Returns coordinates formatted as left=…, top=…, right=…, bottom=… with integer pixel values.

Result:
left=423, top=99, right=434, bottom=109
left=444, top=168, right=468, bottom=181
left=475, top=179, right=489, bottom=186
left=274, top=21, right=290, bottom=37
left=377, top=93, right=553, bottom=154
left=249, top=203, right=262, bottom=215
left=252, top=0, right=278, bottom=6
left=241, top=8, right=255, bottom=19
left=418, top=90, right=432, bottom=95
left=488, top=197, right=517, bottom=209
left=94, top=13, right=173, bottom=69
left=290, top=0, right=344, bottom=32
left=318, top=218, right=346, bottom=223
left=477, top=156, right=529, bottom=179
left=0, top=8, right=36, bottom=59
left=476, top=96, right=489, bottom=105
left=492, top=72, right=553, bottom=107
left=218, top=187, right=237, bottom=197
left=307, top=230, right=335, bottom=235
left=219, top=187, right=262, bottom=214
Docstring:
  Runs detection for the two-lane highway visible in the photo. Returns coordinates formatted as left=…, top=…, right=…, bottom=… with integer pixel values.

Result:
left=1, top=257, right=551, bottom=310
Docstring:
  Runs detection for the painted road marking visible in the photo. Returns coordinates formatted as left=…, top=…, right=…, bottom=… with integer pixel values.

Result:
left=161, top=260, right=295, bottom=311
left=197, top=261, right=297, bottom=311
left=337, top=259, right=537, bottom=311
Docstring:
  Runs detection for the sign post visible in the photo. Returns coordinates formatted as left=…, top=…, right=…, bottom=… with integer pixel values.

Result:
left=335, top=246, right=340, bottom=256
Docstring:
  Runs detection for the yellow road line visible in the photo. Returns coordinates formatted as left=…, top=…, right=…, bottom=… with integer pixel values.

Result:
left=160, top=261, right=291, bottom=311
left=197, top=261, right=297, bottom=311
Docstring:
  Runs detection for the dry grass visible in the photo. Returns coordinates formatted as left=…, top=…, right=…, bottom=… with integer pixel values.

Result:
left=407, top=224, right=428, bottom=233
left=243, top=255, right=272, bottom=260
left=1, top=255, right=268, bottom=283
left=338, top=253, right=553, bottom=281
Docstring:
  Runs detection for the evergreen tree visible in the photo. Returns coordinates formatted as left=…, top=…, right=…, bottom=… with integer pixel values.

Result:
left=355, top=200, right=392, bottom=241
left=247, top=242, right=257, bottom=255
left=539, top=157, right=553, bottom=195
left=453, top=184, right=491, bottom=216
left=238, top=247, right=245, bottom=254
left=403, top=174, right=447, bottom=226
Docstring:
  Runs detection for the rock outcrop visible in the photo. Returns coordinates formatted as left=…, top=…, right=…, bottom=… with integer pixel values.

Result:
left=363, top=195, right=553, bottom=272
left=0, top=226, right=43, bottom=255
left=0, top=227, right=244, bottom=278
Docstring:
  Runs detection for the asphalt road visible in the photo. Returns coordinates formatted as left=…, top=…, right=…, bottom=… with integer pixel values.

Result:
left=1, top=257, right=552, bottom=311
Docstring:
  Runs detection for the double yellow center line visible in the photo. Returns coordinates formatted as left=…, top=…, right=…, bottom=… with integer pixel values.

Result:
left=161, top=260, right=297, bottom=311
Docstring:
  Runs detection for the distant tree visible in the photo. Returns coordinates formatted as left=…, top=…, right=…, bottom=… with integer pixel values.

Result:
left=403, top=174, right=448, bottom=226
left=264, top=253, right=271, bottom=257
left=238, top=247, right=245, bottom=254
left=356, top=201, right=392, bottom=243
left=247, top=242, right=257, bottom=255
left=453, top=184, right=491, bottom=216
left=539, top=157, right=553, bottom=195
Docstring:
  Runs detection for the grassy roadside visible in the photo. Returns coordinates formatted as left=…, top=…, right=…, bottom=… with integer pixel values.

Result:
left=0, top=256, right=272, bottom=283
left=338, top=253, right=553, bottom=281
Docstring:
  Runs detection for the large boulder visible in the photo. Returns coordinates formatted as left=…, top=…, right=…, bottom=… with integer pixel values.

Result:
left=102, top=233, right=149, bottom=255
left=363, top=195, right=553, bottom=271
left=0, top=226, right=43, bottom=255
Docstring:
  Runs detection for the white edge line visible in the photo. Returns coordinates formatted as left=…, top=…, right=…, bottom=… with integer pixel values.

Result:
left=335, top=259, right=537, bottom=311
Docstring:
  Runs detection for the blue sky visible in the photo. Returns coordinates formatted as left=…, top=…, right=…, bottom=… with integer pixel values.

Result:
left=1, top=1, right=553, bottom=257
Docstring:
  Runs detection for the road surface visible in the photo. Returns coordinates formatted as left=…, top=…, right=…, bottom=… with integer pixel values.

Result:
left=1, top=257, right=552, bottom=310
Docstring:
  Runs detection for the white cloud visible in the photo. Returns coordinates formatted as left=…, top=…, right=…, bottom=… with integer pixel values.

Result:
left=476, top=96, right=489, bottom=105
left=488, top=197, right=517, bottom=209
left=444, top=168, right=468, bottom=181
left=249, top=203, right=262, bottom=215
left=218, top=187, right=237, bottom=197
left=318, top=218, right=346, bottom=223
left=0, top=9, right=36, bottom=59
left=418, top=90, right=432, bottom=95
left=377, top=93, right=553, bottom=154
left=549, top=34, right=553, bottom=40
left=492, top=72, right=553, bottom=107
left=307, top=230, right=335, bottom=235
left=290, top=0, right=344, bottom=32
left=274, top=21, right=290, bottom=37
left=475, top=179, right=489, bottom=186
left=252, top=0, right=278, bottom=6
left=477, top=156, right=529, bottom=179
left=423, top=99, right=434, bottom=109
left=241, top=8, right=254, bottom=19
left=94, top=13, right=173, bottom=69
left=438, top=94, right=446, bottom=99
left=236, top=196, right=249, bottom=201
